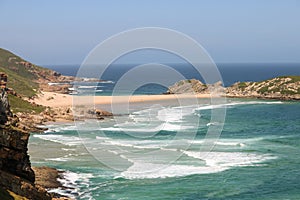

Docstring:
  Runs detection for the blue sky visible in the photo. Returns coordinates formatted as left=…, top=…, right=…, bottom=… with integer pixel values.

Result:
left=0, top=0, right=299, bottom=65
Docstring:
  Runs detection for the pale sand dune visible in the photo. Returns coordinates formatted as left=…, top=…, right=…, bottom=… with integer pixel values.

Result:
left=33, top=92, right=213, bottom=108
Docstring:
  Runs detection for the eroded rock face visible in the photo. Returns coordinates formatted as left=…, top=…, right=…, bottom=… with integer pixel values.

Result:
left=0, top=88, right=12, bottom=125
left=0, top=127, right=34, bottom=182
left=0, top=86, right=51, bottom=199
left=0, top=170, right=51, bottom=200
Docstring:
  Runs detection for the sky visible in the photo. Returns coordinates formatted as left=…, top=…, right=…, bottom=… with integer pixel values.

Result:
left=0, top=0, right=300, bottom=65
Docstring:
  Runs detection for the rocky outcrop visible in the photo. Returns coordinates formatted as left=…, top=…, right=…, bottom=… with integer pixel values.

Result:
left=166, top=79, right=208, bottom=94
left=72, top=108, right=113, bottom=121
left=0, top=127, right=34, bottom=182
left=166, top=76, right=300, bottom=100
left=32, top=167, right=63, bottom=189
left=0, top=85, right=52, bottom=199
left=0, top=88, right=12, bottom=125
left=0, top=170, right=51, bottom=200
left=226, top=76, right=300, bottom=100
left=0, top=72, right=7, bottom=89
left=166, top=79, right=224, bottom=95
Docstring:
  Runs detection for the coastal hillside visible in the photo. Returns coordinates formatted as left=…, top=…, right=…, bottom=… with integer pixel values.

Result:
left=0, top=48, right=80, bottom=116
left=0, top=48, right=75, bottom=98
left=167, top=76, right=300, bottom=100
left=227, top=76, right=300, bottom=100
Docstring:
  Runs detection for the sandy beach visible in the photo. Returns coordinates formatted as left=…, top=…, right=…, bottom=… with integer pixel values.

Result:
left=33, top=92, right=213, bottom=108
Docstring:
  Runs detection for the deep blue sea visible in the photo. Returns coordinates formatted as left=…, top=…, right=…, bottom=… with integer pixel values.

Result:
left=29, top=63, right=300, bottom=200
left=47, top=63, right=300, bottom=95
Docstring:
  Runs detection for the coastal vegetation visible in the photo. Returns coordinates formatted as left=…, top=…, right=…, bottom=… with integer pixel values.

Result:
left=0, top=48, right=76, bottom=114
left=0, top=48, right=44, bottom=97
left=167, top=76, right=300, bottom=100
left=227, top=76, right=300, bottom=99
left=8, top=94, right=44, bottom=113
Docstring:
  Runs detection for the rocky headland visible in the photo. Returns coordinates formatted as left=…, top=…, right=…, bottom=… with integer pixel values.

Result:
left=226, top=76, right=300, bottom=100
left=0, top=48, right=113, bottom=132
left=166, top=76, right=300, bottom=100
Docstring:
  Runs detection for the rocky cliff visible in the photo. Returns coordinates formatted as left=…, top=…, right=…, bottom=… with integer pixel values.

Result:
left=0, top=88, right=51, bottom=199
left=0, top=88, right=12, bottom=125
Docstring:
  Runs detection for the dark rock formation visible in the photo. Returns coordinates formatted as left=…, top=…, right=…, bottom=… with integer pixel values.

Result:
left=32, top=166, right=63, bottom=189
left=0, top=84, right=51, bottom=199
left=0, top=72, right=7, bottom=89
left=0, top=88, right=12, bottom=125
left=0, top=170, right=51, bottom=200
left=0, top=127, right=34, bottom=182
left=85, top=108, right=113, bottom=120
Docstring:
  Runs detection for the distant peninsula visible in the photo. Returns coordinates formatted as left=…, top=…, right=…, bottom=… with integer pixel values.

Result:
left=166, top=76, right=300, bottom=101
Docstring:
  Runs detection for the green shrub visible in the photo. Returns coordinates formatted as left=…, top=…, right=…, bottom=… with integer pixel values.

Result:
left=8, top=94, right=44, bottom=113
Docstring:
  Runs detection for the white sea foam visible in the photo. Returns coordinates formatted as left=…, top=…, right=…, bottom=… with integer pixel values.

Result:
left=33, top=134, right=82, bottom=146
left=48, top=170, right=94, bottom=199
left=101, top=122, right=192, bottom=132
left=206, top=122, right=220, bottom=126
left=196, top=101, right=283, bottom=111
left=62, top=148, right=76, bottom=151
left=156, top=106, right=197, bottom=123
left=96, top=136, right=167, bottom=149
left=182, top=151, right=276, bottom=167
left=215, top=141, right=245, bottom=147
left=94, top=136, right=247, bottom=151
left=118, top=162, right=224, bottom=179
left=44, top=122, right=101, bottom=133
left=100, top=80, right=114, bottom=84
left=45, top=157, right=70, bottom=162
left=78, top=85, right=98, bottom=89
left=119, top=151, right=276, bottom=179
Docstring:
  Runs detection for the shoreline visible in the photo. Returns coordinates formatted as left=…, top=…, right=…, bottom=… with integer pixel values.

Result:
left=26, top=91, right=299, bottom=127
left=32, top=91, right=298, bottom=109
left=32, top=91, right=215, bottom=108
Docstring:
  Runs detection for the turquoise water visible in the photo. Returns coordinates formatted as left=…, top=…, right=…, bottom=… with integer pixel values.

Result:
left=29, top=99, right=300, bottom=200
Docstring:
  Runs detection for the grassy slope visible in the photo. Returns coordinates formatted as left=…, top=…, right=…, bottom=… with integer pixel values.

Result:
left=0, top=48, right=48, bottom=98
left=8, top=94, right=44, bottom=113
left=0, top=48, right=47, bottom=113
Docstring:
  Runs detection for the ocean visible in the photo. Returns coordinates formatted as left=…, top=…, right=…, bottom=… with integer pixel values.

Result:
left=29, top=63, right=300, bottom=200
left=47, top=63, right=300, bottom=95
